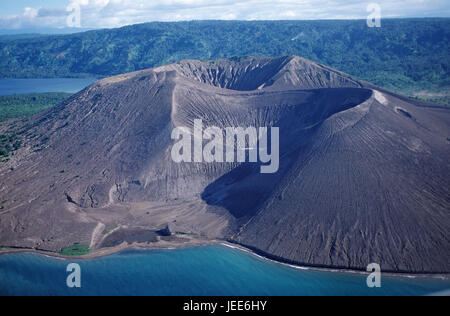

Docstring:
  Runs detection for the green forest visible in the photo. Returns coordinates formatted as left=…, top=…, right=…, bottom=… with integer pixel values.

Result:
left=0, top=93, right=72, bottom=160
left=0, top=93, right=71, bottom=122
left=0, top=19, right=449, bottom=100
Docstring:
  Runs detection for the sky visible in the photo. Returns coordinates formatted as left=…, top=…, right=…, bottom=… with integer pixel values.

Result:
left=0, top=0, right=449, bottom=31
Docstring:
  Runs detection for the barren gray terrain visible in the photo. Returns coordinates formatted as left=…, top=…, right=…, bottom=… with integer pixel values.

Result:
left=0, top=56, right=449, bottom=273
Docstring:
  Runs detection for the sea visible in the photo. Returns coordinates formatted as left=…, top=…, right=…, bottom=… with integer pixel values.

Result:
left=0, top=245, right=449, bottom=296
left=0, top=78, right=97, bottom=96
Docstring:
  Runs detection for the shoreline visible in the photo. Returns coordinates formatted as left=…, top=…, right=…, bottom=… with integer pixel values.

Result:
left=0, top=235, right=218, bottom=260
left=1, top=240, right=449, bottom=280
left=219, top=243, right=450, bottom=280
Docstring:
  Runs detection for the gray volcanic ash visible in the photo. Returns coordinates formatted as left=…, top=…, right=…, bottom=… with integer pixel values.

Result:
left=0, top=56, right=449, bottom=273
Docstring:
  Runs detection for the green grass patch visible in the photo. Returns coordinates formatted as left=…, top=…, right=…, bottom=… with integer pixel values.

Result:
left=0, top=92, right=72, bottom=122
left=59, top=244, right=90, bottom=256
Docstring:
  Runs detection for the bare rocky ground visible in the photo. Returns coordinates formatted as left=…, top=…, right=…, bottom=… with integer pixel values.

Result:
left=0, top=56, right=449, bottom=273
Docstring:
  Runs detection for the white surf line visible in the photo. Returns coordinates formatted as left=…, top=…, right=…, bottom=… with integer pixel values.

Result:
left=221, top=243, right=339, bottom=273
left=220, top=243, right=317, bottom=271
left=219, top=243, right=450, bottom=280
left=43, top=254, right=66, bottom=261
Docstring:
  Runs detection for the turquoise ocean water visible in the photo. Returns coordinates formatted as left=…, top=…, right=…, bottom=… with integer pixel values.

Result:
left=0, top=245, right=448, bottom=296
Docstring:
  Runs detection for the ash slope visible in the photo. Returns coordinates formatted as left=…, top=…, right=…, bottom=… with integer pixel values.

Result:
left=0, top=56, right=449, bottom=273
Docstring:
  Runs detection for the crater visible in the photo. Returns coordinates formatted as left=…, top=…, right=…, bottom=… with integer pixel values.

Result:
left=172, top=55, right=358, bottom=92
left=395, top=107, right=413, bottom=119
left=173, top=56, right=291, bottom=91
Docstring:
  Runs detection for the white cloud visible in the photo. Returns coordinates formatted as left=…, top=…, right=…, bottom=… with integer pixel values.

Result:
left=23, top=7, right=39, bottom=19
left=0, top=0, right=449, bottom=30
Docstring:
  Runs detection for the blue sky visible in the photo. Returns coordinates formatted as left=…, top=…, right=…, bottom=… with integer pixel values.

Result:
left=1, top=1, right=62, bottom=15
left=1, top=0, right=449, bottom=30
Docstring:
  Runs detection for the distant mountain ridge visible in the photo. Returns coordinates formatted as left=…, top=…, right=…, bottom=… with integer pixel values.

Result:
left=0, top=19, right=449, bottom=100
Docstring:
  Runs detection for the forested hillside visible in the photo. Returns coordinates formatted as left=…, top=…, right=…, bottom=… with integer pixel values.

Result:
left=0, top=19, right=449, bottom=99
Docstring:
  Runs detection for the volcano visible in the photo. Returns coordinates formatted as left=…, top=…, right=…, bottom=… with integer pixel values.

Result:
left=0, top=56, right=449, bottom=273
